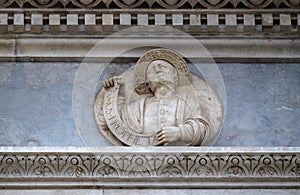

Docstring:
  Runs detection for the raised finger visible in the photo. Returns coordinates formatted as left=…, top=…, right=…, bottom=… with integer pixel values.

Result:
left=157, top=131, right=164, bottom=138
left=109, top=78, right=114, bottom=86
left=104, top=80, right=110, bottom=89
left=158, top=136, right=166, bottom=141
left=155, top=139, right=167, bottom=146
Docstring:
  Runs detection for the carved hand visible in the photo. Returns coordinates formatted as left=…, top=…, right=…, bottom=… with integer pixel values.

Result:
left=155, top=126, right=181, bottom=146
left=103, top=76, right=121, bottom=89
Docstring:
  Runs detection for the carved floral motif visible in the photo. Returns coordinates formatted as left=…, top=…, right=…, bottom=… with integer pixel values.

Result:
left=0, top=151, right=298, bottom=179
left=0, top=156, right=24, bottom=176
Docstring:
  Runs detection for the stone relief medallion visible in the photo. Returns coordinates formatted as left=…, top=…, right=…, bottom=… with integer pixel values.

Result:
left=94, top=49, right=223, bottom=146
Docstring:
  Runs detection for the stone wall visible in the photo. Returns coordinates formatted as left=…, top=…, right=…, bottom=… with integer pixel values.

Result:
left=0, top=62, right=299, bottom=147
left=0, top=0, right=299, bottom=192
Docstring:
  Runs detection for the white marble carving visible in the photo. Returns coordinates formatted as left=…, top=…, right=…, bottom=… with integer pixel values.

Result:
left=94, top=49, right=223, bottom=146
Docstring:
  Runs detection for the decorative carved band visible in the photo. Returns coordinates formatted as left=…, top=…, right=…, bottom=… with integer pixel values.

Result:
left=0, top=0, right=299, bottom=9
left=0, top=10, right=299, bottom=35
left=0, top=147, right=299, bottom=189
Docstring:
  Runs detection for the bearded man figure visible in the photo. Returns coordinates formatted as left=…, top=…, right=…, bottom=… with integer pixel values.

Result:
left=95, top=49, right=222, bottom=146
left=103, top=58, right=209, bottom=146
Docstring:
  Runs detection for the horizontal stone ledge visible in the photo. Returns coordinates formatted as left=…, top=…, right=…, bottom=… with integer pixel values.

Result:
left=0, top=180, right=299, bottom=189
left=0, top=147, right=299, bottom=184
left=0, top=37, right=299, bottom=63
left=1, top=146, right=300, bottom=153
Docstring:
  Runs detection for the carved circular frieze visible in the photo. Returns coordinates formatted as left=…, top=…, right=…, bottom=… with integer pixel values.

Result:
left=94, top=48, right=223, bottom=146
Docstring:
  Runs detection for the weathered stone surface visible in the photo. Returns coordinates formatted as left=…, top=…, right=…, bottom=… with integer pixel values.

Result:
left=137, top=14, right=148, bottom=26
left=31, top=14, right=43, bottom=33
left=244, top=14, right=256, bottom=32
left=13, top=13, right=24, bottom=32
left=0, top=63, right=14, bottom=85
left=102, top=14, right=113, bottom=25
left=67, top=14, right=79, bottom=32
left=120, top=14, right=131, bottom=26
left=280, top=14, right=292, bottom=32
left=190, top=14, right=201, bottom=25
left=207, top=14, right=218, bottom=32
left=104, top=189, right=300, bottom=195
left=102, top=14, right=113, bottom=31
left=0, top=62, right=299, bottom=146
left=49, top=14, right=60, bottom=33
left=225, top=14, right=237, bottom=32
left=2, top=189, right=300, bottom=194
left=0, top=13, right=8, bottom=33
left=0, top=63, right=82, bottom=146
left=216, top=63, right=300, bottom=146
left=262, top=14, right=273, bottom=32
left=0, top=190, right=103, bottom=195
left=155, top=14, right=166, bottom=25
left=1, top=36, right=298, bottom=62
left=172, top=14, right=183, bottom=25
left=0, top=147, right=298, bottom=189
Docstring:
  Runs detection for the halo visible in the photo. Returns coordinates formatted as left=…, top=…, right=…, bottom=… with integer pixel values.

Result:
left=134, top=48, right=191, bottom=94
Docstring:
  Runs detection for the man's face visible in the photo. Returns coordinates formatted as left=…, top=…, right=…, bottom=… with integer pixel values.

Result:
left=146, top=60, right=176, bottom=85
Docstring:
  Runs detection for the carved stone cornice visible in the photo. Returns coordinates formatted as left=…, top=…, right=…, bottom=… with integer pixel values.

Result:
left=0, top=36, right=299, bottom=62
left=0, top=0, right=299, bottom=9
left=0, top=147, right=299, bottom=189
left=0, top=8, right=299, bottom=35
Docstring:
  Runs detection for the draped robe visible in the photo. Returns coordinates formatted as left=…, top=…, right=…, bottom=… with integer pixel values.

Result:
left=119, top=91, right=209, bottom=146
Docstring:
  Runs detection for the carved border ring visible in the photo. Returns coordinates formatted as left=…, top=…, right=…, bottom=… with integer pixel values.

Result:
left=134, top=48, right=190, bottom=95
